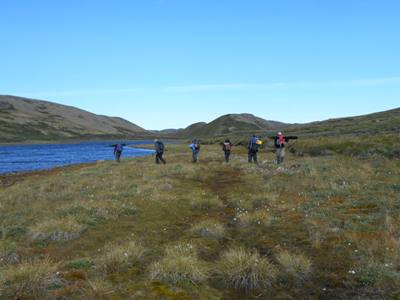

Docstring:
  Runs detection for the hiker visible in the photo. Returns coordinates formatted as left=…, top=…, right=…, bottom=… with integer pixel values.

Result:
left=113, top=143, right=123, bottom=163
left=189, top=139, right=201, bottom=163
left=222, top=139, right=233, bottom=162
left=248, top=135, right=261, bottom=164
left=154, top=139, right=166, bottom=164
left=274, top=132, right=286, bottom=164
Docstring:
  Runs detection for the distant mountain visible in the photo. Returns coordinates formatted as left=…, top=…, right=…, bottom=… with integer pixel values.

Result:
left=154, top=108, right=400, bottom=140
left=156, top=114, right=288, bottom=139
left=0, top=95, right=152, bottom=142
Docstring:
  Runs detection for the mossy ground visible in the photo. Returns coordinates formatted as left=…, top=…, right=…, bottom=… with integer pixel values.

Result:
left=0, top=143, right=399, bottom=299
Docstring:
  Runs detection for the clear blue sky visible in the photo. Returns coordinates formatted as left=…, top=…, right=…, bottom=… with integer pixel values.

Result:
left=1, top=0, right=399, bottom=129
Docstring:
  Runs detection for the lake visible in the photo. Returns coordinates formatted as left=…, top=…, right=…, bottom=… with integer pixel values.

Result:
left=0, top=140, right=155, bottom=175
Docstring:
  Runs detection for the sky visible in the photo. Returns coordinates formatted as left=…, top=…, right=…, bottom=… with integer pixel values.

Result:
left=1, top=0, right=399, bottom=129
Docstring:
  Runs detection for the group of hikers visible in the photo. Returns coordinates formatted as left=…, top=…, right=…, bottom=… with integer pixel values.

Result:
left=113, top=132, right=293, bottom=165
left=244, top=132, right=289, bottom=164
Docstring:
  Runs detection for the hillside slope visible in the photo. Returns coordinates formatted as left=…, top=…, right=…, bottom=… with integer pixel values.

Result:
left=163, top=114, right=288, bottom=138
left=0, top=95, right=151, bottom=142
left=163, top=108, right=400, bottom=141
left=287, top=107, right=400, bottom=137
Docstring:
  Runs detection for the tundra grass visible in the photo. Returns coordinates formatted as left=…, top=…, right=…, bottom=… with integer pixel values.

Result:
left=0, top=143, right=399, bottom=299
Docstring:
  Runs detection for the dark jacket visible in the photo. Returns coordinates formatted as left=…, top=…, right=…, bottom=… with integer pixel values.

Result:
left=155, top=141, right=165, bottom=154
left=114, top=144, right=123, bottom=154
left=274, top=136, right=285, bottom=149
left=248, top=137, right=260, bottom=152
left=222, top=142, right=233, bottom=152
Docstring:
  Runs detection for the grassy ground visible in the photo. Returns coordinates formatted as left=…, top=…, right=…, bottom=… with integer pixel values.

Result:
left=1, top=144, right=400, bottom=299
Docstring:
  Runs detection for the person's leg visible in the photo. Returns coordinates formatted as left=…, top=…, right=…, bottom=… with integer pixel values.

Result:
left=254, top=152, right=258, bottom=164
left=192, top=152, right=197, bottom=163
left=226, top=151, right=230, bottom=162
left=276, top=149, right=280, bottom=164
left=248, top=151, right=252, bottom=163
left=280, top=148, right=285, bottom=164
left=155, top=153, right=160, bottom=164
left=160, top=153, right=166, bottom=164
left=116, top=151, right=121, bottom=162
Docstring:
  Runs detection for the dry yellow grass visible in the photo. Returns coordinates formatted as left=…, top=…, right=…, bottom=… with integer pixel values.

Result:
left=216, top=247, right=277, bottom=290
left=276, top=250, right=312, bottom=280
left=0, top=143, right=399, bottom=299
left=149, top=243, right=209, bottom=285
left=0, top=257, right=59, bottom=299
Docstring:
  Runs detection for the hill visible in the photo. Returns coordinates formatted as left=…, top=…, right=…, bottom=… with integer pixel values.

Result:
left=286, top=107, right=400, bottom=137
left=0, top=95, right=152, bottom=142
left=161, top=114, right=288, bottom=139
left=162, top=108, right=400, bottom=141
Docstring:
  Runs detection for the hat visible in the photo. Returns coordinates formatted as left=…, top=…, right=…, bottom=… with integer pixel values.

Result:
left=278, top=132, right=282, bottom=135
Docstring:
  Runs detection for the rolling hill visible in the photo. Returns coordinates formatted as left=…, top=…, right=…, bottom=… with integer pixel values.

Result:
left=157, top=114, right=288, bottom=139
left=2, top=94, right=398, bottom=143
left=286, top=107, right=400, bottom=137
left=157, top=108, right=400, bottom=140
left=0, top=95, right=152, bottom=143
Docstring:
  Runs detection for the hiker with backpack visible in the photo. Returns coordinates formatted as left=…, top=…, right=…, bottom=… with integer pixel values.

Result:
left=222, top=139, right=233, bottom=163
left=248, top=135, right=261, bottom=164
left=274, top=132, right=286, bottom=164
left=189, top=139, right=201, bottom=163
left=154, top=139, right=166, bottom=164
left=113, top=143, right=124, bottom=163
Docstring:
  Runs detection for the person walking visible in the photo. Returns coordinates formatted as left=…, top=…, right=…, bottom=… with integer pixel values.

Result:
left=248, top=135, right=260, bottom=164
left=113, top=143, right=123, bottom=163
left=222, top=139, right=233, bottom=163
left=154, top=139, right=166, bottom=164
left=274, top=132, right=286, bottom=164
left=189, top=139, right=201, bottom=163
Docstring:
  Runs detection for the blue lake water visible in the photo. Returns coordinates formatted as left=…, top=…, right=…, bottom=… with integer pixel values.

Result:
left=0, top=141, right=155, bottom=175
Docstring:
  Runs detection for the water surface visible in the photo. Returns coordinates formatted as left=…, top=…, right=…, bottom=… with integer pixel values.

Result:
left=0, top=140, right=154, bottom=174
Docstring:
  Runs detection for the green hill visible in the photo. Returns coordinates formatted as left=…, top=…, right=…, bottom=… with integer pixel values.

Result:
left=286, top=107, right=400, bottom=137
left=0, top=95, right=152, bottom=142
left=168, top=108, right=400, bottom=142
left=161, top=114, right=288, bottom=139
left=156, top=108, right=399, bottom=141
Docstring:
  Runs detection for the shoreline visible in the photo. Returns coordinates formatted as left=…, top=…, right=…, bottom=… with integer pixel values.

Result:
left=0, top=138, right=155, bottom=146
left=0, top=138, right=184, bottom=146
left=0, top=149, right=156, bottom=187
left=0, top=161, right=98, bottom=188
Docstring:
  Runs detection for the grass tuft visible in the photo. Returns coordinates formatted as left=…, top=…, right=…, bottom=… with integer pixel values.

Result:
left=0, top=257, right=59, bottom=299
left=276, top=250, right=312, bottom=280
left=97, top=241, right=145, bottom=274
left=149, top=243, right=208, bottom=285
left=216, top=247, right=277, bottom=290
left=190, top=220, right=226, bottom=239
left=30, top=217, right=85, bottom=242
left=239, top=210, right=274, bottom=227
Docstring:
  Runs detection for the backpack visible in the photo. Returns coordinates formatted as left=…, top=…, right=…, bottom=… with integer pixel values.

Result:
left=223, top=142, right=231, bottom=151
left=275, top=136, right=285, bottom=148
left=195, top=144, right=200, bottom=150
left=158, top=142, right=165, bottom=152
left=115, top=144, right=123, bottom=152
left=249, top=138, right=259, bottom=151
